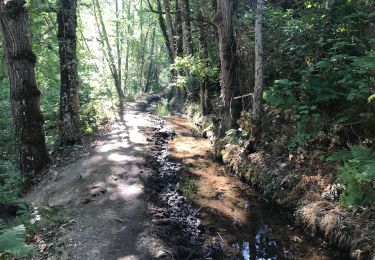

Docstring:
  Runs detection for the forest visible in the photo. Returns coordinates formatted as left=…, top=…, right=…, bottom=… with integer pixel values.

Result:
left=0, top=0, right=374, bottom=259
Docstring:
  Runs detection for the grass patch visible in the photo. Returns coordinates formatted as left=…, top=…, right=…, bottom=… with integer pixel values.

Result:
left=190, top=128, right=203, bottom=138
left=156, top=99, right=170, bottom=116
left=177, top=175, right=198, bottom=199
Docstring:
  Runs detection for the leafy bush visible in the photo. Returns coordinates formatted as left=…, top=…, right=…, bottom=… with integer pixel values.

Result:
left=0, top=224, right=34, bottom=258
left=225, top=128, right=248, bottom=145
left=262, top=3, right=375, bottom=149
left=0, top=161, right=24, bottom=204
left=327, top=146, right=375, bottom=206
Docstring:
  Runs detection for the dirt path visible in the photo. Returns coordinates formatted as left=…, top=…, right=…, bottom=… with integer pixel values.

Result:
left=27, top=101, right=173, bottom=259
left=24, top=98, right=342, bottom=260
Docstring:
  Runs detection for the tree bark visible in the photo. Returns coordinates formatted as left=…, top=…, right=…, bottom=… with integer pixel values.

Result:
left=116, top=0, right=122, bottom=97
left=57, top=0, right=81, bottom=145
left=249, top=0, right=264, bottom=152
left=0, top=0, right=50, bottom=173
left=138, top=0, right=145, bottom=88
left=145, top=27, right=156, bottom=93
left=215, top=0, right=240, bottom=135
left=180, top=0, right=193, bottom=56
left=124, top=0, right=131, bottom=91
left=175, top=0, right=183, bottom=57
left=197, top=11, right=212, bottom=116
left=162, top=0, right=176, bottom=58
left=156, top=0, right=174, bottom=64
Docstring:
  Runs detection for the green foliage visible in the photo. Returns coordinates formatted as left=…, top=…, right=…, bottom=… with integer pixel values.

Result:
left=156, top=99, right=170, bottom=116
left=33, top=207, right=72, bottom=230
left=172, top=55, right=220, bottom=91
left=0, top=162, right=24, bottom=204
left=327, top=146, right=375, bottom=206
left=173, top=56, right=220, bottom=82
left=225, top=129, right=248, bottom=145
left=261, top=2, right=375, bottom=148
left=177, top=175, right=198, bottom=199
left=0, top=224, right=34, bottom=258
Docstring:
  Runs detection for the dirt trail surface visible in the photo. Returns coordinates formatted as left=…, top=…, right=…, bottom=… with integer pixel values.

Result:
left=24, top=97, right=343, bottom=260
left=26, top=99, right=191, bottom=259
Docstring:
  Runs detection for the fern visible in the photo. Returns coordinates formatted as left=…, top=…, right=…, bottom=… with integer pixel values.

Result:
left=0, top=225, right=34, bottom=258
left=225, top=128, right=247, bottom=145
left=327, top=146, right=375, bottom=206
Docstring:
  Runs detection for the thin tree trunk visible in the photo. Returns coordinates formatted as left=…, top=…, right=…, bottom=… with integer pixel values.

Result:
left=0, top=0, right=50, bottom=173
left=215, top=0, right=240, bottom=135
left=145, top=27, right=156, bottom=93
left=92, top=0, right=125, bottom=115
left=57, top=0, right=81, bottom=145
left=124, top=0, right=131, bottom=92
left=250, top=0, right=264, bottom=152
left=139, top=23, right=150, bottom=91
left=116, top=0, right=122, bottom=98
left=138, top=0, right=145, bottom=88
left=180, top=0, right=193, bottom=56
left=197, top=11, right=212, bottom=116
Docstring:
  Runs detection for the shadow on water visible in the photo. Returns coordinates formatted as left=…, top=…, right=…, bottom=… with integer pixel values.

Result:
left=163, top=113, right=344, bottom=260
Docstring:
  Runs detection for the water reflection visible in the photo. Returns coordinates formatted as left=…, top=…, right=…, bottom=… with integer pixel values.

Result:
left=232, top=224, right=293, bottom=260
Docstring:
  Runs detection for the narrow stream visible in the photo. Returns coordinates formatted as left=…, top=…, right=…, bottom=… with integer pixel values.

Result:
left=163, top=114, right=343, bottom=260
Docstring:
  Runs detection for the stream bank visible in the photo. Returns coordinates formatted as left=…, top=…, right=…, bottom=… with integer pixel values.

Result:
left=155, top=109, right=344, bottom=259
left=221, top=145, right=375, bottom=259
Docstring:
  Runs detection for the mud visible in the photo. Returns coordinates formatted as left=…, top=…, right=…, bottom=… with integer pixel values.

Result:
left=163, top=114, right=346, bottom=260
left=140, top=116, right=207, bottom=259
left=139, top=96, right=346, bottom=259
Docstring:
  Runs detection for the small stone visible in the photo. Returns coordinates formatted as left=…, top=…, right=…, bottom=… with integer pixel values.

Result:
left=155, top=250, right=167, bottom=258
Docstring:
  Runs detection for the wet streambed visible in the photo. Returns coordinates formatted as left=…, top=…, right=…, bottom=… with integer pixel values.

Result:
left=163, top=114, right=342, bottom=260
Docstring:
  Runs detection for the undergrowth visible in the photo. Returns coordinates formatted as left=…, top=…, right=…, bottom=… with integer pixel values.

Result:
left=0, top=161, right=24, bottom=204
left=327, top=145, right=375, bottom=206
left=156, top=99, right=170, bottom=116
left=0, top=222, right=34, bottom=259
left=177, top=175, right=198, bottom=199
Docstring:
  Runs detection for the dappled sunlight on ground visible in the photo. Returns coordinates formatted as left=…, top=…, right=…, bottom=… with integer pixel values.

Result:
left=26, top=102, right=158, bottom=259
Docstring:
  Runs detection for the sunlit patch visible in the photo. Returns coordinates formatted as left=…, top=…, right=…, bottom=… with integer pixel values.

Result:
left=108, top=153, right=137, bottom=162
left=99, top=143, right=117, bottom=152
left=114, top=182, right=143, bottom=199
left=118, top=255, right=140, bottom=260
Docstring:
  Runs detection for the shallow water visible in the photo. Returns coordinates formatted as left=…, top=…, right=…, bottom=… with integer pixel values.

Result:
left=165, top=115, right=343, bottom=260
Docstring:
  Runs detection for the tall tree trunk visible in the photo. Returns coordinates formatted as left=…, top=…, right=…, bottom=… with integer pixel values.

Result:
left=116, top=0, right=122, bottom=98
left=197, top=11, right=212, bottom=116
left=249, top=0, right=264, bottom=153
left=92, top=0, right=125, bottom=115
left=57, top=0, right=81, bottom=145
left=162, top=0, right=176, bottom=58
left=175, top=0, right=183, bottom=57
left=0, top=0, right=50, bottom=173
left=145, top=27, right=156, bottom=93
left=124, top=0, right=131, bottom=92
left=215, top=0, right=240, bottom=135
left=180, top=0, right=193, bottom=56
left=138, top=0, right=145, bottom=88
left=139, top=22, right=150, bottom=91
left=156, top=0, right=174, bottom=64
